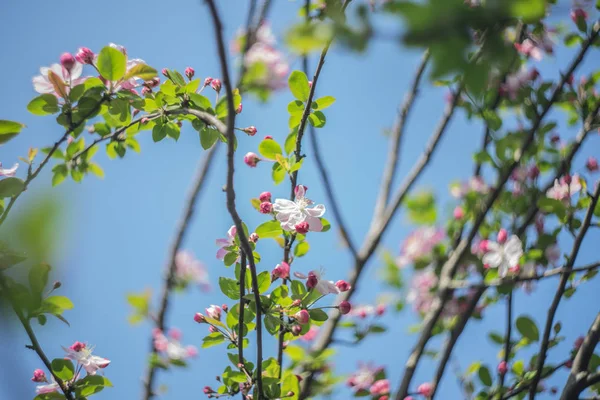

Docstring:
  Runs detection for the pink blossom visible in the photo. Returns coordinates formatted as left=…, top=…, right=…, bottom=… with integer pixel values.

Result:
left=184, top=67, right=195, bottom=80
left=194, top=313, right=206, bottom=323
left=206, top=305, right=222, bottom=320
left=407, top=268, right=438, bottom=314
left=259, top=191, right=272, bottom=202
left=295, top=222, right=309, bottom=234
left=370, top=379, right=390, bottom=396
left=216, top=225, right=238, bottom=261
left=396, top=227, right=445, bottom=268
left=211, top=78, right=222, bottom=92
left=60, top=53, right=76, bottom=71
left=417, top=382, right=433, bottom=397
left=272, top=262, right=290, bottom=280
left=33, top=61, right=85, bottom=97
left=347, top=363, right=383, bottom=392
left=203, top=77, right=213, bottom=86
left=236, top=103, right=243, bottom=114
left=515, top=39, right=543, bottom=61
left=259, top=202, right=273, bottom=214
left=63, top=342, right=110, bottom=375
left=546, top=174, right=582, bottom=202
left=174, top=250, right=210, bottom=290
left=482, top=235, right=523, bottom=277
left=453, top=206, right=464, bottom=220
left=300, top=326, right=319, bottom=342
left=335, top=280, right=351, bottom=292
left=0, top=162, right=19, bottom=177
left=586, top=157, right=598, bottom=172
left=294, top=309, right=310, bottom=324
left=75, top=47, right=94, bottom=64
left=294, top=269, right=339, bottom=295
left=339, top=301, right=352, bottom=315
left=36, top=378, right=59, bottom=394
left=249, top=232, right=259, bottom=243
left=31, top=369, right=46, bottom=383
left=571, top=8, right=588, bottom=24
left=497, top=229, right=508, bottom=244
left=244, top=152, right=260, bottom=167
left=497, top=361, right=508, bottom=374
left=153, top=329, right=197, bottom=361
left=243, top=126, right=257, bottom=136
left=273, top=185, right=326, bottom=232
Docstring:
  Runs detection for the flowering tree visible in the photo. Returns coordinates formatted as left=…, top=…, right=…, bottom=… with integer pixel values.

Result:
left=2, top=0, right=600, bottom=399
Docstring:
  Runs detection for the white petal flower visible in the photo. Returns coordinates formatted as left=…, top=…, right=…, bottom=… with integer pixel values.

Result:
left=272, top=185, right=326, bottom=232
left=482, top=235, right=523, bottom=277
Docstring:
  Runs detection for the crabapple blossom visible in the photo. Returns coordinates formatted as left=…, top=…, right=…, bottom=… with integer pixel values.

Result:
left=153, top=328, right=197, bottom=361
left=75, top=47, right=94, bottom=64
left=586, top=156, right=598, bottom=172
left=417, top=382, right=433, bottom=397
left=482, top=234, right=523, bottom=277
left=174, top=250, right=210, bottom=290
left=194, top=313, right=206, bottom=323
left=259, top=191, right=272, bottom=202
left=35, top=378, right=60, bottom=395
left=571, top=8, right=588, bottom=24
left=31, top=369, right=46, bottom=382
left=264, top=135, right=273, bottom=140
left=396, top=227, right=445, bottom=268
left=236, top=103, right=243, bottom=114
left=300, top=326, right=319, bottom=342
left=347, top=363, right=383, bottom=392
left=249, top=232, right=259, bottom=243
left=216, top=225, right=238, bottom=261
left=211, top=78, right=222, bottom=92
left=271, top=262, right=290, bottom=280
left=294, top=269, right=339, bottom=295
left=497, top=228, right=508, bottom=244
left=63, top=341, right=110, bottom=375
left=370, top=379, right=390, bottom=396
left=33, top=60, right=85, bottom=97
left=244, top=152, right=260, bottom=167
left=546, top=174, right=582, bottom=202
left=497, top=361, right=508, bottom=374
left=294, top=309, right=310, bottom=324
left=453, top=206, right=464, bottom=220
left=243, top=126, right=257, bottom=136
left=339, top=301, right=352, bottom=315
left=450, top=176, right=488, bottom=198
left=272, top=185, right=326, bottom=232
left=59, top=53, right=76, bottom=71
left=335, top=280, right=351, bottom=292
left=295, top=222, right=309, bottom=234
left=184, top=67, right=195, bottom=80
left=259, top=202, right=273, bottom=214
left=206, top=305, right=223, bottom=320
left=0, top=162, right=18, bottom=177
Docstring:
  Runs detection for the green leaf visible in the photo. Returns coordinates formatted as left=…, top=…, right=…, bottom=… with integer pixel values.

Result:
left=405, top=191, right=437, bottom=225
left=27, top=94, right=60, bottom=116
left=188, top=93, right=212, bottom=110
left=257, top=271, right=271, bottom=294
left=29, top=263, right=50, bottom=297
left=52, top=164, right=68, bottom=186
left=258, top=139, right=283, bottom=160
left=44, top=295, right=74, bottom=311
left=285, top=131, right=297, bottom=154
left=200, top=127, right=219, bottom=150
left=152, top=122, right=168, bottom=142
left=0, top=120, right=24, bottom=144
left=309, top=309, right=328, bottom=322
left=516, top=315, right=539, bottom=342
left=320, top=218, right=331, bottom=232
left=294, top=241, right=310, bottom=257
left=482, top=110, right=502, bottom=131
left=202, top=332, right=226, bottom=348
left=478, top=365, right=492, bottom=386
left=0, top=178, right=24, bottom=198
left=255, top=220, right=283, bottom=238
left=538, top=198, right=567, bottom=220
left=308, top=111, right=326, bottom=128
left=508, top=0, right=546, bottom=23
left=51, top=358, right=75, bottom=381
left=219, top=277, right=240, bottom=300
left=97, top=46, right=127, bottom=81
left=123, top=63, right=157, bottom=81
left=288, top=100, right=305, bottom=115
left=291, top=280, right=306, bottom=298
left=312, top=96, right=336, bottom=110
left=289, top=70, right=310, bottom=102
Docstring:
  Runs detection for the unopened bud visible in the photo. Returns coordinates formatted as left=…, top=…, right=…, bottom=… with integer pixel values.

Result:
left=184, top=67, right=195, bottom=80
left=60, top=53, right=76, bottom=72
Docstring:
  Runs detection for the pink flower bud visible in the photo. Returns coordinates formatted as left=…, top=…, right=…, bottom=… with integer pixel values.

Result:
left=161, top=68, right=168, bottom=77
left=497, top=229, right=508, bottom=244
left=75, top=47, right=94, bottom=64
left=236, top=103, right=243, bottom=114
left=186, top=345, right=198, bottom=357
left=259, top=202, right=273, bottom=214
left=244, top=126, right=257, bottom=136
left=417, top=382, right=433, bottom=397
left=292, top=299, right=302, bottom=307
left=272, top=262, right=290, bottom=280
left=376, top=304, right=386, bottom=316
left=335, top=280, right=351, bottom=292
left=206, top=305, right=222, bottom=320
left=185, top=67, right=195, bottom=80
left=204, top=77, right=213, bottom=86
left=295, top=185, right=308, bottom=197
left=244, top=152, right=260, bottom=167
left=209, top=325, right=218, bottom=333
left=259, top=191, right=272, bottom=202
left=249, top=232, right=259, bottom=243
left=563, top=173, right=572, bottom=185
left=292, top=325, right=303, bottom=335
left=141, top=86, right=151, bottom=95
left=497, top=361, right=508, bottom=375
left=453, top=206, right=464, bottom=220
left=60, top=52, right=76, bottom=72
left=295, top=222, right=309, bottom=234
left=339, top=301, right=352, bottom=315
left=222, top=304, right=229, bottom=312
left=295, top=309, right=310, bottom=324
left=264, top=135, right=273, bottom=140
left=194, top=312, right=206, bottom=323
left=307, top=272, right=318, bottom=289
left=586, top=157, right=599, bottom=172
left=31, top=369, right=46, bottom=382
left=571, top=8, right=588, bottom=24
left=168, top=327, right=182, bottom=340
left=574, top=336, right=585, bottom=349
left=204, top=386, right=214, bottom=394
left=145, top=77, right=160, bottom=88
left=308, top=81, right=313, bottom=88
left=479, top=239, right=490, bottom=253
left=69, top=341, right=86, bottom=352
left=211, top=79, right=222, bottom=92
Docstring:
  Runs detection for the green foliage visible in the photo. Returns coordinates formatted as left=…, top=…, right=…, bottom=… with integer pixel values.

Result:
left=258, top=139, right=283, bottom=160
left=97, top=46, right=127, bottom=82
left=516, top=315, right=540, bottom=342
left=51, top=358, right=75, bottom=381
left=255, top=220, right=283, bottom=238
left=0, top=177, right=25, bottom=198
left=28, top=94, right=60, bottom=116
left=289, top=71, right=311, bottom=102
left=219, top=277, right=240, bottom=300
left=0, top=120, right=25, bottom=144
left=405, top=191, right=437, bottom=225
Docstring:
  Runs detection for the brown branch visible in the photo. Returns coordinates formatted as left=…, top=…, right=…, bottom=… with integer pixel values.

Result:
left=142, top=143, right=219, bottom=399
left=499, top=291, right=513, bottom=390
left=0, top=274, right=74, bottom=399
left=529, top=182, right=600, bottom=399
left=501, top=361, right=568, bottom=399
left=372, top=50, right=430, bottom=221
left=560, top=312, right=600, bottom=399
left=394, top=26, right=599, bottom=399
left=449, top=262, right=600, bottom=290
left=0, top=96, right=108, bottom=227
left=204, top=0, right=264, bottom=396
left=430, top=288, right=485, bottom=398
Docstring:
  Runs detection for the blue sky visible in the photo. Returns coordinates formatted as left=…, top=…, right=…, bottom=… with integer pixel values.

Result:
left=1, top=0, right=599, bottom=399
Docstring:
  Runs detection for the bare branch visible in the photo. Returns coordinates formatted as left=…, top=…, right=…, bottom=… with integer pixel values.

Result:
left=529, top=182, right=600, bottom=399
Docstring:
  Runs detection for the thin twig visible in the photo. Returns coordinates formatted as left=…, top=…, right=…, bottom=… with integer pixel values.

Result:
left=0, top=96, right=108, bottom=227
left=499, top=291, right=513, bottom=390
left=142, top=143, right=219, bottom=399
left=0, top=274, right=75, bottom=399
left=394, top=27, right=599, bottom=399
left=529, top=182, right=600, bottom=399
left=430, top=288, right=485, bottom=398
left=204, top=0, right=264, bottom=396
left=372, top=50, right=430, bottom=221
left=500, top=361, right=568, bottom=399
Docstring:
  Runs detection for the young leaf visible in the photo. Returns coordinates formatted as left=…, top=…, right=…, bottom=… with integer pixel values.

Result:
left=0, top=178, right=25, bottom=198
left=255, top=220, right=283, bottom=238
left=27, top=95, right=60, bottom=116
left=516, top=315, right=540, bottom=342
left=97, top=46, right=127, bottom=81
left=258, top=139, right=283, bottom=160
left=288, top=71, right=310, bottom=102
left=51, top=358, right=75, bottom=381
left=0, top=120, right=25, bottom=144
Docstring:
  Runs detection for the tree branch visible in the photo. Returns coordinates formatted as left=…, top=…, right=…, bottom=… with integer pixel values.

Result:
left=0, top=274, right=75, bottom=399
left=142, top=142, right=219, bottom=399
left=501, top=361, right=568, bottom=399
left=529, top=182, right=600, bottom=399
left=204, top=0, right=264, bottom=396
